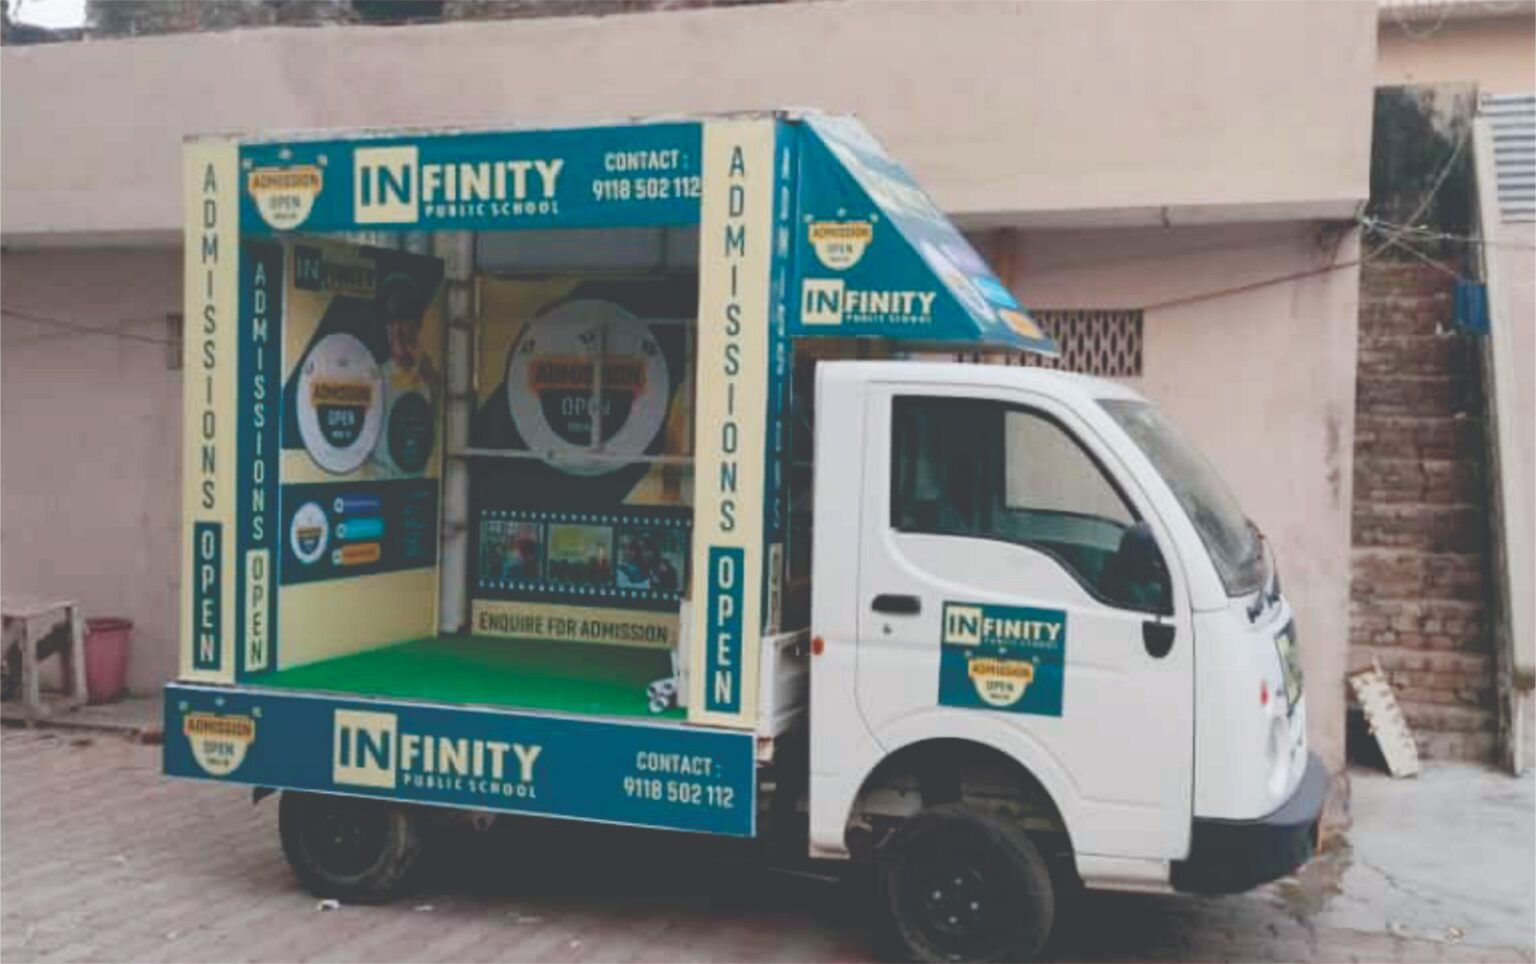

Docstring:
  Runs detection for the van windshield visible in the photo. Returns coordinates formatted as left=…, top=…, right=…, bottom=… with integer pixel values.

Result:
left=1100, top=399, right=1264, bottom=596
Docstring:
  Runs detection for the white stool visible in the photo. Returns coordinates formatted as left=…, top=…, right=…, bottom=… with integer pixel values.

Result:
left=2, top=598, right=88, bottom=723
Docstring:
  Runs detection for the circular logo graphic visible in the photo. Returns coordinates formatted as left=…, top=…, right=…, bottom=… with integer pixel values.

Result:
left=386, top=391, right=435, bottom=475
left=506, top=300, right=671, bottom=477
left=296, top=332, right=384, bottom=474
left=289, top=501, right=330, bottom=565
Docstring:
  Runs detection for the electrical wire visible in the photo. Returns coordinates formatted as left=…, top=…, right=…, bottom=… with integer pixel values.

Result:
left=0, top=306, right=176, bottom=346
left=1362, top=216, right=1536, bottom=251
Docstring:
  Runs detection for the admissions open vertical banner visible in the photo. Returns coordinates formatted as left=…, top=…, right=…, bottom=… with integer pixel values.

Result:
left=180, top=138, right=240, bottom=684
left=688, top=119, right=777, bottom=730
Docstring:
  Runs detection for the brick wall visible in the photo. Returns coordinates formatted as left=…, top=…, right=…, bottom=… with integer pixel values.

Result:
left=1350, top=260, right=1497, bottom=760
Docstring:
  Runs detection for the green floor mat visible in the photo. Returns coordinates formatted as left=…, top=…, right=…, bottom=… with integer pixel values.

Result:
left=256, top=635, right=682, bottom=720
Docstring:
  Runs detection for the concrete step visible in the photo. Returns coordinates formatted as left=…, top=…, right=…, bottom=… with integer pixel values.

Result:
left=1354, top=414, right=1482, bottom=461
left=1352, top=501, right=1486, bottom=552
left=1351, top=598, right=1488, bottom=653
left=1357, top=334, right=1475, bottom=378
left=1354, top=456, right=1482, bottom=505
left=1352, top=646, right=1495, bottom=709
left=1351, top=548, right=1488, bottom=603
left=1356, top=375, right=1479, bottom=418
left=1415, top=729, right=1499, bottom=761
left=1359, top=294, right=1455, bottom=338
left=1398, top=701, right=1496, bottom=735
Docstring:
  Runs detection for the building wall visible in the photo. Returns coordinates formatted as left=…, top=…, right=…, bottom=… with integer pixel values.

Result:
left=0, top=0, right=1375, bottom=240
left=985, top=222, right=1362, bottom=770
left=1377, top=13, right=1536, bottom=94
left=1, top=249, right=183, bottom=693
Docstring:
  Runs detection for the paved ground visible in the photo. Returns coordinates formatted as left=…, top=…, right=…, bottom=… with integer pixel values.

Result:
left=2, top=728, right=1531, bottom=963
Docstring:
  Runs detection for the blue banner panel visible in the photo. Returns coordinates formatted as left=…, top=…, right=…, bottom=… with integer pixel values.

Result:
left=791, top=116, right=1058, bottom=355
left=191, top=522, right=224, bottom=671
left=704, top=547, right=745, bottom=714
left=279, top=479, right=439, bottom=584
left=165, top=683, right=756, bottom=837
left=239, top=123, right=703, bottom=234
left=237, top=240, right=283, bottom=676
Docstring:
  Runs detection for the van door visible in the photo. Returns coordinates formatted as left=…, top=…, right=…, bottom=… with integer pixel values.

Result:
left=855, top=386, right=1194, bottom=860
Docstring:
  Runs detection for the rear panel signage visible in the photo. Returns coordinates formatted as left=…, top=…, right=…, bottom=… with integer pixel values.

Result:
left=165, top=684, right=756, bottom=837
left=940, top=602, right=1067, bottom=716
left=239, top=123, right=703, bottom=234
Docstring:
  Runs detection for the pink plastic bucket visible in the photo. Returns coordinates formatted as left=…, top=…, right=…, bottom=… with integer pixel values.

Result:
left=84, top=617, right=133, bottom=704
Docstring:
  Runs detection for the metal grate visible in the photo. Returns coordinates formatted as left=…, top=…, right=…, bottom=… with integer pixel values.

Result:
left=1019, top=309, right=1143, bottom=377
left=1480, top=93, right=1536, bottom=224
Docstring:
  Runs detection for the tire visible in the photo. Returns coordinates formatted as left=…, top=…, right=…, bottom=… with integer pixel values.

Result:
left=278, top=791, right=424, bottom=904
left=875, top=803, right=1055, bottom=962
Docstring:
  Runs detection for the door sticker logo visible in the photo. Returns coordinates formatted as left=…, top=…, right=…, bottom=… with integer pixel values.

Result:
left=940, top=602, right=1066, bottom=716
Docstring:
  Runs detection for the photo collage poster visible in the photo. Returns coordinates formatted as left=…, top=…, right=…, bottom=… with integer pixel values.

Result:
left=468, top=276, right=696, bottom=648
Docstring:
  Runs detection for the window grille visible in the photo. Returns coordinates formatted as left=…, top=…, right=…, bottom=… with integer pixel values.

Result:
left=1020, top=309, right=1143, bottom=377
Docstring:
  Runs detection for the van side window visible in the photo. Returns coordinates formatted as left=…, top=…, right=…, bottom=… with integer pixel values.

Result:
left=891, top=395, right=1168, bottom=612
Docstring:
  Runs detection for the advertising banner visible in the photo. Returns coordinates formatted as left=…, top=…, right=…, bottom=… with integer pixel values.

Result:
left=181, top=138, right=240, bottom=684
left=466, top=276, right=695, bottom=646
left=687, top=119, right=779, bottom=729
left=238, top=123, right=703, bottom=235
left=272, top=239, right=447, bottom=668
left=166, top=683, right=755, bottom=836
left=793, top=116, right=1057, bottom=355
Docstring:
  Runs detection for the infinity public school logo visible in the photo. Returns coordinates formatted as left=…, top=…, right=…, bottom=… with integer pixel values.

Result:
left=332, top=710, right=543, bottom=801
left=353, top=146, right=564, bottom=225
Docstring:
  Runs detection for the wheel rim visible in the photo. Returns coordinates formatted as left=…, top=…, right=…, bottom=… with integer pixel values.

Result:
left=898, top=852, right=1004, bottom=956
left=300, top=798, right=389, bottom=878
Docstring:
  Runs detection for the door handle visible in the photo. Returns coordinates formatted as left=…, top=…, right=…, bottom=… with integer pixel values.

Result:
left=1143, top=620, right=1175, bottom=659
left=872, top=594, right=921, bottom=616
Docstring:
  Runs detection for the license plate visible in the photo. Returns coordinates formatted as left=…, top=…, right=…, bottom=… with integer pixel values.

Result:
left=1274, top=621, right=1303, bottom=708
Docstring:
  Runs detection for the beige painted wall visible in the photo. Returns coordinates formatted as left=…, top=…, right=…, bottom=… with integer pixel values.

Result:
left=0, top=0, right=1375, bottom=241
left=1, top=249, right=183, bottom=693
left=983, top=222, right=1361, bottom=769
left=1378, top=14, right=1536, bottom=94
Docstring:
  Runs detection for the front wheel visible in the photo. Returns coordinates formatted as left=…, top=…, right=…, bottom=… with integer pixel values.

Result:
left=875, top=803, right=1055, bottom=962
left=278, top=791, right=424, bottom=904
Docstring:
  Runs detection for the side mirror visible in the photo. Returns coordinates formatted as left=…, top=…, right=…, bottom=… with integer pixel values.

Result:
left=1106, top=521, right=1172, bottom=614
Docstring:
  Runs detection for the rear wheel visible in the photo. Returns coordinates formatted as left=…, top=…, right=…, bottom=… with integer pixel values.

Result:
left=278, top=791, right=424, bottom=904
left=876, top=803, right=1055, bottom=962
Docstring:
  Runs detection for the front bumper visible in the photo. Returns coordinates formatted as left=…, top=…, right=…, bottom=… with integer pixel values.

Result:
left=1170, top=752, right=1327, bottom=894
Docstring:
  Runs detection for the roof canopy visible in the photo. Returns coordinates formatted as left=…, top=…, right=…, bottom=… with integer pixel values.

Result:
left=790, top=115, right=1057, bottom=356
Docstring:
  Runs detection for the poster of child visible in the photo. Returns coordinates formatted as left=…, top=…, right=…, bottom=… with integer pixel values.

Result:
left=373, top=272, right=441, bottom=477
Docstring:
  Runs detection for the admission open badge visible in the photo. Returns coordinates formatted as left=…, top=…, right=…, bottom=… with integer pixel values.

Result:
left=939, top=602, right=1067, bottom=716
left=297, top=332, right=385, bottom=474
left=505, top=299, right=670, bottom=477
left=247, top=163, right=324, bottom=231
left=807, top=219, right=874, bottom=270
left=183, top=709, right=257, bottom=777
